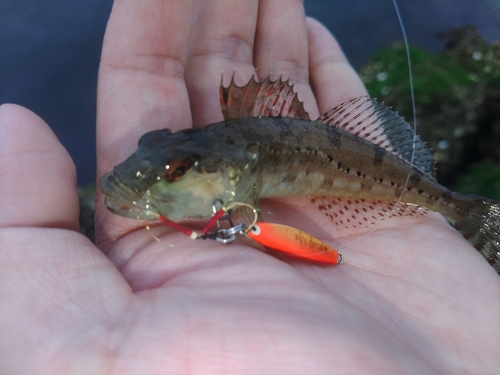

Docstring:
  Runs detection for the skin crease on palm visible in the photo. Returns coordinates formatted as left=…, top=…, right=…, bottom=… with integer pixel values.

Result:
left=0, top=0, right=499, bottom=373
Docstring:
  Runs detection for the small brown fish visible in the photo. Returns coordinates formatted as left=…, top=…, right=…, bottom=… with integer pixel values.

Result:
left=100, top=75, right=500, bottom=274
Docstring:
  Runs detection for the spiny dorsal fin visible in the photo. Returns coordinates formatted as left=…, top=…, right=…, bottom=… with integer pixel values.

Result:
left=317, top=96, right=436, bottom=179
left=220, top=74, right=310, bottom=121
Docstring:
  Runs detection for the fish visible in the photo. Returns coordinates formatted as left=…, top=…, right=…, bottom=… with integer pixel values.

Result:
left=100, top=75, right=500, bottom=274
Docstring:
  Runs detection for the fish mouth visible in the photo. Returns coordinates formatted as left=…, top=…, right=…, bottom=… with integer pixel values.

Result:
left=100, top=172, right=161, bottom=220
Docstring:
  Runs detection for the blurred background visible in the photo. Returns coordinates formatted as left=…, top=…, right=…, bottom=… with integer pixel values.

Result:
left=1, top=0, right=500, bottom=187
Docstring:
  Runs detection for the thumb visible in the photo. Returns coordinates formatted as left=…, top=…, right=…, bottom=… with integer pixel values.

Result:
left=0, top=104, right=79, bottom=230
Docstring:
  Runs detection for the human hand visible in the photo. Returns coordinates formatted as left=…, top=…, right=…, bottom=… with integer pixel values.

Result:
left=1, top=0, right=499, bottom=373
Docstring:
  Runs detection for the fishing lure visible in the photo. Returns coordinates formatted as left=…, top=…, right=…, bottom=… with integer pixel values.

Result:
left=157, top=200, right=342, bottom=265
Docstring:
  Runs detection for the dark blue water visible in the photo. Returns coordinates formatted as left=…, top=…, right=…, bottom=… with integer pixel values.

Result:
left=1, top=0, right=499, bottom=185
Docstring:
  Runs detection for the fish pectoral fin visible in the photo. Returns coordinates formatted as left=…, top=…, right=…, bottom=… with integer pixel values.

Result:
left=310, top=195, right=431, bottom=236
left=317, top=96, right=436, bottom=180
left=220, top=73, right=310, bottom=121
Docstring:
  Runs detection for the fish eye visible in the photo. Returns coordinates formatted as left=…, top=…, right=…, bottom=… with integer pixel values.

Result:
left=164, top=158, right=194, bottom=182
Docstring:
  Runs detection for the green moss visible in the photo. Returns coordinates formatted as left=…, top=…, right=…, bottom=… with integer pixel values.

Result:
left=361, top=44, right=476, bottom=105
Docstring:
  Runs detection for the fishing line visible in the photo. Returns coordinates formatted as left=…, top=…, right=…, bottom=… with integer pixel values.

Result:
left=318, top=0, right=421, bottom=255
left=363, top=0, right=419, bottom=220
left=379, top=0, right=419, bottom=223
left=392, top=0, right=419, bottom=181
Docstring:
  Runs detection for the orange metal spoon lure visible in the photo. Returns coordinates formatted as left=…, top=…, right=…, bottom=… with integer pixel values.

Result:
left=247, top=222, right=343, bottom=265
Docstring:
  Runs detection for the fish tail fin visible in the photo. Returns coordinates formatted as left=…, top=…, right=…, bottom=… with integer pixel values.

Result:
left=453, top=198, right=500, bottom=274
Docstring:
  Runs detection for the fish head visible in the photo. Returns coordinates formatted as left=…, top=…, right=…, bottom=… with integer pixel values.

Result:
left=100, top=127, right=260, bottom=222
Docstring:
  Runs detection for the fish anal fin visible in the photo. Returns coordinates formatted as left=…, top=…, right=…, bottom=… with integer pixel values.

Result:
left=317, top=96, right=436, bottom=180
left=220, top=73, right=310, bottom=121
left=310, top=195, right=431, bottom=236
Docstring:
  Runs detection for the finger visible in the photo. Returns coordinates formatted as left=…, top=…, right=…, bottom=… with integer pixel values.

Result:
left=185, top=0, right=259, bottom=127
left=253, top=0, right=318, bottom=117
left=306, top=18, right=367, bottom=114
left=0, top=104, right=79, bottom=230
left=96, top=0, right=196, bottom=241
left=97, top=0, right=195, bottom=176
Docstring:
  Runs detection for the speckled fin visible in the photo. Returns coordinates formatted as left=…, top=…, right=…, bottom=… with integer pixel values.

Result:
left=317, top=96, right=436, bottom=179
left=310, top=196, right=430, bottom=235
left=220, top=74, right=310, bottom=121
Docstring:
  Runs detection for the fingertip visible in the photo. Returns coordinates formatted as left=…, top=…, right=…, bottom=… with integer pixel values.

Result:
left=306, top=17, right=367, bottom=114
left=0, top=104, right=80, bottom=231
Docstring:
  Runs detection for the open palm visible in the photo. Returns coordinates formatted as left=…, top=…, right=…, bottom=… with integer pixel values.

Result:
left=1, top=1, right=498, bottom=374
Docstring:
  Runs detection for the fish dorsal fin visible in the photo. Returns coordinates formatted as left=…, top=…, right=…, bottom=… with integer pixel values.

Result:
left=220, top=74, right=310, bottom=121
left=317, top=96, right=436, bottom=179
